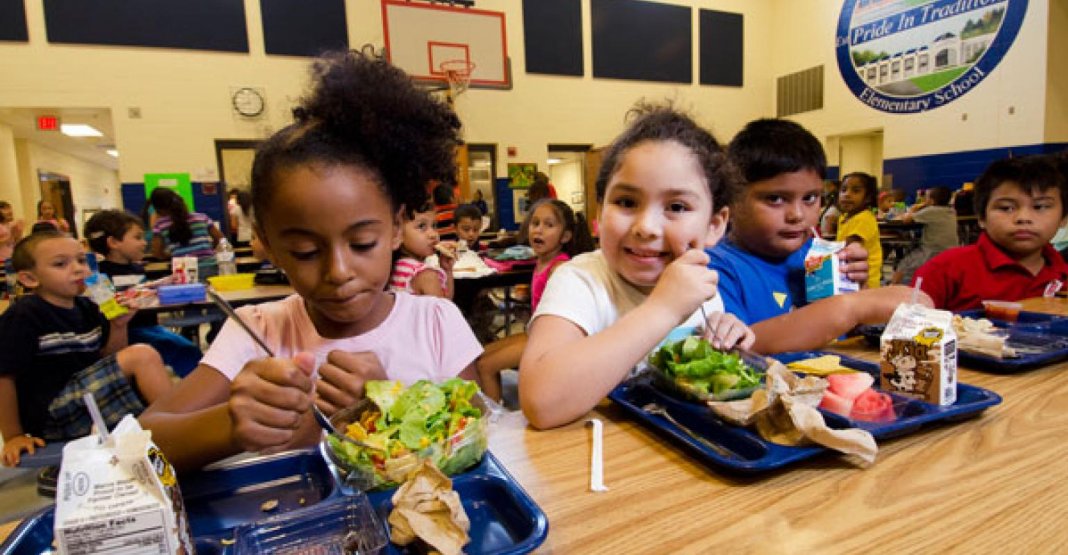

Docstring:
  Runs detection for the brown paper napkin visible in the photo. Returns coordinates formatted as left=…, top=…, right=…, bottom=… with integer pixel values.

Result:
left=708, top=361, right=878, bottom=465
left=388, top=460, right=471, bottom=555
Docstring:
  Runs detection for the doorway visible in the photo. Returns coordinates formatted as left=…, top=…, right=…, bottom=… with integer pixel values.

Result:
left=38, top=171, right=76, bottom=238
left=547, top=144, right=593, bottom=229
left=835, top=130, right=885, bottom=189
left=466, top=144, right=498, bottom=228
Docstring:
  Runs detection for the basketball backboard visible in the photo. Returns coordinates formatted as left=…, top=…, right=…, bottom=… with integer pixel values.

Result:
left=381, top=0, right=510, bottom=89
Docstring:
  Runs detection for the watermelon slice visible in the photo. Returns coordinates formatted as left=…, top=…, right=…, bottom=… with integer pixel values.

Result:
left=850, top=389, right=897, bottom=422
left=826, top=372, right=875, bottom=400
left=819, top=389, right=854, bottom=417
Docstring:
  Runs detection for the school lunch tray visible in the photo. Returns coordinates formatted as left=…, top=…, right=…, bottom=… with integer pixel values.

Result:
left=0, top=449, right=548, bottom=555
left=608, top=351, right=1001, bottom=474
left=857, top=309, right=1068, bottom=373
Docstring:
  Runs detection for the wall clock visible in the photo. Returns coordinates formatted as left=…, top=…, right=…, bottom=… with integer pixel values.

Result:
left=232, top=87, right=265, bottom=117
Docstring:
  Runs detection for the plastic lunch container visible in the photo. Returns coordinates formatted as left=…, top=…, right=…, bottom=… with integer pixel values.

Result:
left=233, top=493, right=388, bottom=554
left=322, top=393, right=489, bottom=492
left=207, top=272, right=256, bottom=291
left=982, top=300, right=1023, bottom=323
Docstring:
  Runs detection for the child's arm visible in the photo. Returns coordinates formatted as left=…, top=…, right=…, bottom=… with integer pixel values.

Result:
left=151, top=235, right=167, bottom=259
left=1, top=375, right=44, bottom=467
left=101, top=303, right=137, bottom=357
left=520, top=249, right=719, bottom=429
left=750, top=286, right=933, bottom=354
left=410, top=268, right=450, bottom=298
left=208, top=222, right=224, bottom=249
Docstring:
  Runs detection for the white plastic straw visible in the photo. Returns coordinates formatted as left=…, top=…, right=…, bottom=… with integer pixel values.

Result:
left=587, top=418, right=608, bottom=492
left=83, top=393, right=110, bottom=444
left=911, top=277, right=924, bottom=305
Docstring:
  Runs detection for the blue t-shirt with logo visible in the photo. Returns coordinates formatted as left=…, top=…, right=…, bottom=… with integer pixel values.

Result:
left=707, top=237, right=811, bottom=325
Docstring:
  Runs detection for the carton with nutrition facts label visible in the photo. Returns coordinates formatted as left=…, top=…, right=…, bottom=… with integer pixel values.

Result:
left=53, top=415, right=194, bottom=554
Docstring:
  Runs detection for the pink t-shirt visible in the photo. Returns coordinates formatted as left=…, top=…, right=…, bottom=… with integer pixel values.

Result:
left=201, top=292, right=482, bottom=384
left=531, top=253, right=570, bottom=313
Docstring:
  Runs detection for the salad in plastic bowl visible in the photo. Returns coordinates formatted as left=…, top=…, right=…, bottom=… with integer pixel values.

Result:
left=647, top=330, right=765, bottom=402
left=323, top=378, right=488, bottom=491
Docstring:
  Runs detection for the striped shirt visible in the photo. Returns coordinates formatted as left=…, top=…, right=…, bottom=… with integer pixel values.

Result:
left=434, top=203, right=457, bottom=241
left=153, top=212, right=216, bottom=259
left=390, top=258, right=447, bottom=293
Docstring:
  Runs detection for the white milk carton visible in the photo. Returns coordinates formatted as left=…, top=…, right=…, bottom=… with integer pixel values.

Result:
left=171, top=256, right=199, bottom=284
left=880, top=303, right=958, bottom=406
left=804, top=237, right=860, bottom=302
left=54, top=415, right=195, bottom=554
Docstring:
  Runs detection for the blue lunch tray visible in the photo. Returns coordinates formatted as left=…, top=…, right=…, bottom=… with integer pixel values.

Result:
left=608, top=351, right=1001, bottom=474
left=858, top=310, right=1068, bottom=373
left=1, top=449, right=547, bottom=555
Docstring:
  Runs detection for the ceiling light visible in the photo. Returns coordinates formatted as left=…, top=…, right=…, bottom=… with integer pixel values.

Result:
left=106, top=149, right=119, bottom=157
left=547, top=158, right=562, bottom=165
left=60, top=124, right=103, bottom=137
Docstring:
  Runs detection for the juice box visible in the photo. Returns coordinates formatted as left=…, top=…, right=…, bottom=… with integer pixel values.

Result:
left=879, top=303, right=958, bottom=405
left=804, top=237, right=859, bottom=302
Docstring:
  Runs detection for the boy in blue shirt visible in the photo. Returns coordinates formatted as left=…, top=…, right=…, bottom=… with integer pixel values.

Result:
left=708, top=119, right=928, bottom=353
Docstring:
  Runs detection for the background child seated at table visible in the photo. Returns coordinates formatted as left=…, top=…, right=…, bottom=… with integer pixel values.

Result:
left=708, top=118, right=928, bottom=354
left=837, top=172, right=883, bottom=288
left=1, top=231, right=173, bottom=466
left=389, top=201, right=456, bottom=298
left=139, top=50, right=483, bottom=471
left=889, top=186, right=959, bottom=285
left=454, top=203, right=485, bottom=251
left=84, top=209, right=202, bottom=377
left=148, top=187, right=224, bottom=277
left=476, top=198, right=594, bottom=401
left=914, top=155, right=1068, bottom=310
left=519, top=104, right=755, bottom=430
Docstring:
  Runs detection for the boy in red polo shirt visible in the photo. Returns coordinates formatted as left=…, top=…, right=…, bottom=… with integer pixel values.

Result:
left=913, top=156, right=1068, bottom=311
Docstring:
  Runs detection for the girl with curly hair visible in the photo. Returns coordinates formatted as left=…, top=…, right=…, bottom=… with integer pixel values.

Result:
left=140, top=50, right=483, bottom=470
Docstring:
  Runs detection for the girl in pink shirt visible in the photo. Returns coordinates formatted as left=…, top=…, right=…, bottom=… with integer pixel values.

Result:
left=140, top=51, right=482, bottom=471
left=476, top=199, right=594, bottom=400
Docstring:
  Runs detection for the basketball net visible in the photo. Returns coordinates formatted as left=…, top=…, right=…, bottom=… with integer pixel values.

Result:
left=440, top=59, right=475, bottom=105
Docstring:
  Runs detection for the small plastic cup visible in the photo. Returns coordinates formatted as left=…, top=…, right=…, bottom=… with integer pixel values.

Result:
left=982, top=300, right=1022, bottom=323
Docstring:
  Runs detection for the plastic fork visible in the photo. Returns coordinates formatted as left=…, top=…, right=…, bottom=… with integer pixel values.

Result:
left=640, top=402, right=739, bottom=459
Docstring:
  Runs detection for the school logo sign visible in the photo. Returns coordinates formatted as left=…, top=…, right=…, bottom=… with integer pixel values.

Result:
left=836, top=0, right=1027, bottom=114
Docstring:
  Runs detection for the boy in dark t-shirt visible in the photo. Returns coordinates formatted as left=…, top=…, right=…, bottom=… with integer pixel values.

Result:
left=0, top=231, right=173, bottom=466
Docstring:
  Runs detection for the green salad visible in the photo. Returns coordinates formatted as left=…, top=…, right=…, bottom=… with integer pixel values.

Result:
left=648, top=336, right=763, bottom=401
left=326, top=378, right=486, bottom=490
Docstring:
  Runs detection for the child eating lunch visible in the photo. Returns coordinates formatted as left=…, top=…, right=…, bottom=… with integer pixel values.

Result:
left=139, top=51, right=483, bottom=471
left=707, top=118, right=929, bottom=354
left=519, top=104, right=755, bottom=429
left=389, top=201, right=456, bottom=299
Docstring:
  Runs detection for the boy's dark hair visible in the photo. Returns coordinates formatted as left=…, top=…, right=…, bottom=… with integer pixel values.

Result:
left=432, top=183, right=455, bottom=206
left=31, top=221, right=58, bottom=234
left=85, top=209, right=143, bottom=255
left=0, top=200, right=10, bottom=224
left=251, top=51, right=461, bottom=227
left=148, top=187, right=193, bottom=245
left=454, top=203, right=481, bottom=223
left=841, top=172, right=878, bottom=209
left=728, top=118, right=826, bottom=185
left=974, top=155, right=1067, bottom=218
left=926, top=186, right=951, bottom=206
left=235, top=189, right=253, bottom=217
left=11, top=230, right=66, bottom=272
left=518, top=199, right=596, bottom=257
left=595, top=103, right=738, bottom=212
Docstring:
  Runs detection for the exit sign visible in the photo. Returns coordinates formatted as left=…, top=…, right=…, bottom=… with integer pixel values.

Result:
left=37, top=116, right=59, bottom=131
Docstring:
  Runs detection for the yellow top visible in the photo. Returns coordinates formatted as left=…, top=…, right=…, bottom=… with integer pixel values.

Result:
left=837, top=210, right=882, bottom=289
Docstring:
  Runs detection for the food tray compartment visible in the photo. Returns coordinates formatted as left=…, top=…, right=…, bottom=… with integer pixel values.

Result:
left=609, top=351, right=1001, bottom=474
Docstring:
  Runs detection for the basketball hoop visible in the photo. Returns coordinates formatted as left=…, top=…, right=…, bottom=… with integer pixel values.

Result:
left=440, top=59, right=476, bottom=102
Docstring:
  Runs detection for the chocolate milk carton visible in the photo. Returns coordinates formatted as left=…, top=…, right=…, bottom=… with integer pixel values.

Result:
left=880, top=303, right=957, bottom=405
left=54, top=415, right=195, bottom=554
left=804, top=237, right=860, bottom=302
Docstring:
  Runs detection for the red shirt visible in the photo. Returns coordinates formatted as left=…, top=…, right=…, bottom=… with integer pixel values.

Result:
left=912, top=232, right=1068, bottom=311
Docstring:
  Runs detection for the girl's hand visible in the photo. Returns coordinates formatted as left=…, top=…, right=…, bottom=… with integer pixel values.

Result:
left=699, top=312, right=756, bottom=351
left=3, top=434, right=45, bottom=467
left=840, top=242, right=870, bottom=286
left=229, top=352, right=315, bottom=453
left=315, top=351, right=388, bottom=415
left=435, top=243, right=458, bottom=273
left=648, top=248, right=719, bottom=323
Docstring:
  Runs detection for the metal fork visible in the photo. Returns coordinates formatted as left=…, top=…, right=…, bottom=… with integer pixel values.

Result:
left=640, top=402, right=739, bottom=459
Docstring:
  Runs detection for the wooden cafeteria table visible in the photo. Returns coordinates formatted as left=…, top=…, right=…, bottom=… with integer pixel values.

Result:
left=4, top=299, right=1068, bottom=551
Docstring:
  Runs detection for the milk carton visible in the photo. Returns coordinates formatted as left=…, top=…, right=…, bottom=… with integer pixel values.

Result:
left=880, top=303, right=958, bottom=405
left=171, top=256, right=199, bottom=284
left=54, top=415, right=195, bottom=554
left=804, top=237, right=860, bottom=302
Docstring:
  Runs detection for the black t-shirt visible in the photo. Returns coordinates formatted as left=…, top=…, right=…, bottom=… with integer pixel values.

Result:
left=0, top=295, right=109, bottom=435
left=98, top=260, right=144, bottom=277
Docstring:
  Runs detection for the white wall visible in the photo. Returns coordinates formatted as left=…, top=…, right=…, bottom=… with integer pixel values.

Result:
left=0, top=124, right=21, bottom=211
left=549, top=160, right=585, bottom=214
left=771, top=0, right=1052, bottom=163
left=0, top=0, right=772, bottom=186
